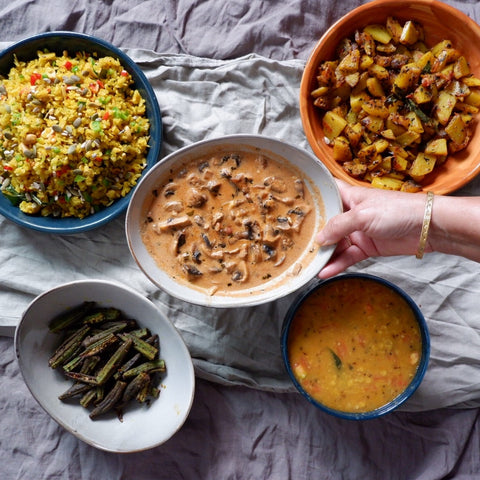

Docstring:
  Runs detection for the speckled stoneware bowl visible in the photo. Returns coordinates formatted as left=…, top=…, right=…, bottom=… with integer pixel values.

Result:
left=15, top=279, right=194, bottom=452
left=125, top=134, right=343, bottom=308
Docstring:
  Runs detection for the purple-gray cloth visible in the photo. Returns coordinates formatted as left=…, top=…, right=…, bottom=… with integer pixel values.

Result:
left=1, top=0, right=480, bottom=478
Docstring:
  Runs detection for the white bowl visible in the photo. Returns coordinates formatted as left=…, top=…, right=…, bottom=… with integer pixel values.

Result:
left=14, top=279, right=195, bottom=453
left=125, top=134, right=343, bottom=308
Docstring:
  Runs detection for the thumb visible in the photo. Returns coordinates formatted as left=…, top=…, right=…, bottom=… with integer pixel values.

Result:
left=316, top=210, right=356, bottom=246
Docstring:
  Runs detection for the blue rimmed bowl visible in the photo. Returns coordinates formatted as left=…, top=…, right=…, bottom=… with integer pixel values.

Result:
left=0, top=31, right=162, bottom=234
left=281, top=273, right=430, bottom=420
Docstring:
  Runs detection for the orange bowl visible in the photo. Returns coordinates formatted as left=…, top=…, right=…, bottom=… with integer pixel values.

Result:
left=300, top=0, right=480, bottom=195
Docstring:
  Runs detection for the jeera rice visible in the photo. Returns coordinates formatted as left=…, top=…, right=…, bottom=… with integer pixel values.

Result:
left=0, top=49, right=150, bottom=218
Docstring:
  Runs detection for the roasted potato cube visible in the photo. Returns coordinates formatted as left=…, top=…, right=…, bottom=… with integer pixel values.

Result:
left=360, top=55, right=374, bottom=70
left=392, top=154, right=409, bottom=172
left=394, top=63, right=421, bottom=91
left=409, top=152, right=436, bottom=177
left=431, top=39, right=453, bottom=57
left=343, top=161, right=367, bottom=178
left=380, top=128, right=396, bottom=140
left=332, top=136, right=353, bottom=162
left=322, top=111, right=348, bottom=141
left=445, top=114, right=468, bottom=145
left=344, top=122, right=364, bottom=147
left=366, top=76, right=385, bottom=97
left=362, top=98, right=389, bottom=118
left=400, top=180, right=422, bottom=192
left=364, top=24, right=392, bottom=44
left=311, top=86, right=329, bottom=98
left=434, top=90, right=456, bottom=125
left=405, top=111, right=424, bottom=133
left=453, top=56, right=470, bottom=79
left=413, top=85, right=433, bottom=104
left=386, top=16, right=403, bottom=43
left=361, top=115, right=384, bottom=133
left=415, top=50, right=434, bottom=71
left=350, top=91, right=371, bottom=113
left=316, top=61, right=338, bottom=86
left=463, top=76, right=480, bottom=87
left=424, top=138, right=448, bottom=156
left=455, top=102, right=479, bottom=114
left=371, top=176, right=404, bottom=190
left=337, top=49, right=360, bottom=73
left=345, top=72, right=360, bottom=88
left=400, top=21, right=420, bottom=45
left=465, top=90, right=480, bottom=108
left=396, top=130, right=421, bottom=147
left=432, top=48, right=461, bottom=73
left=368, top=63, right=390, bottom=81
left=373, top=138, right=390, bottom=153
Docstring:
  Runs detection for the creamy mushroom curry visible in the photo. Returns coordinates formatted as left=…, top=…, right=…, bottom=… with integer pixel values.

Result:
left=141, top=148, right=319, bottom=296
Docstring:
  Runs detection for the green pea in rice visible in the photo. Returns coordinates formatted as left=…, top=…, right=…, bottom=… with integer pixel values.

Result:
left=0, top=49, right=150, bottom=218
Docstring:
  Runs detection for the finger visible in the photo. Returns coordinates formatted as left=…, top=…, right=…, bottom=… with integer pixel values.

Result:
left=316, top=209, right=359, bottom=246
left=318, top=244, right=368, bottom=279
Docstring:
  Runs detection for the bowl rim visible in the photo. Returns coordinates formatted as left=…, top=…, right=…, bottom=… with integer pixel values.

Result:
left=14, top=278, right=195, bottom=452
left=0, top=31, right=162, bottom=234
left=299, top=0, right=480, bottom=195
left=125, top=133, right=343, bottom=308
left=281, top=272, right=430, bottom=420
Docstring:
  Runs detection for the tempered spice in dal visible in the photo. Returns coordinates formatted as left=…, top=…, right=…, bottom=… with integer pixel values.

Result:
left=288, top=278, right=422, bottom=413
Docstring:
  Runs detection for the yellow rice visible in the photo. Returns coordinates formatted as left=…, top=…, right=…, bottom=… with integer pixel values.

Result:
left=0, top=49, right=150, bottom=218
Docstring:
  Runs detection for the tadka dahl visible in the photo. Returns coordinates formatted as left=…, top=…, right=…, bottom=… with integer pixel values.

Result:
left=288, top=277, right=423, bottom=413
left=141, top=148, right=321, bottom=296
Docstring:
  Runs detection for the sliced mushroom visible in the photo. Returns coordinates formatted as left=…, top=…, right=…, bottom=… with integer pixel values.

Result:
left=206, top=179, right=222, bottom=194
left=263, top=224, right=280, bottom=244
left=262, top=243, right=277, bottom=261
left=249, top=243, right=262, bottom=263
left=201, top=233, right=213, bottom=249
left=183, top=264, right=203, bottom=277
left=171, top=231, right=186, bottom=255
left=294, top=179, right=305, bottom=199
left=164, top=201, right=184, bottom=213
left=231, top=260, right=248, bottom=283
left=264, top=176, right=287, bottom=193
left=186, top=188, right=207, bottom=208
left=154, top=215, right=192, bottom=232
left=163, top=182, right=178, bottom=197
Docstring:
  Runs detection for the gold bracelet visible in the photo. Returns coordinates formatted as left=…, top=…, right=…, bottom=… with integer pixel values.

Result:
left=416, top=191, right=434, bottom=260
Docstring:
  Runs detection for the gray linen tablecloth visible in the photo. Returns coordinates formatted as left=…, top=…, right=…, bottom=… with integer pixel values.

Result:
left=2, top=1, right=480, bottom=478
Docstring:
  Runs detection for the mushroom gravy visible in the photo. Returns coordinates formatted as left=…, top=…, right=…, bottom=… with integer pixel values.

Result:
left=141, top=148, right=321, bottom=296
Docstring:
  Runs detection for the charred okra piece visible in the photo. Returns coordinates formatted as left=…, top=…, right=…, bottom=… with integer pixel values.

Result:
left=51, top=302, right=167, bottom=421
left=122, top=358, right=166, bottom=378
left=95, top=337, right=133, bottom=385
left=122, top=372, right=151, bottom=404
left=64, top=371, right=99, bottom=385
left=48, top=302, right=96, bottom=333
left=89, top=380, right=127, bottom=419
left=58, top=382, right=92, bottom=400
left=118, top=332, right=158, bottom=360
left=80, top=332, right=119, bottom=359
left=48, top=325, right=90, bottom=369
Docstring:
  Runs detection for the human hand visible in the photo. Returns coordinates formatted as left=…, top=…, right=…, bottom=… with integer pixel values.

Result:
left=316, top=180, right=428, bottom=278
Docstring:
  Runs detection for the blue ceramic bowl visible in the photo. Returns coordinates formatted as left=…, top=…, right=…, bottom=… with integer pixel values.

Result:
left=0, top=32, right=162, bottom=234
left=281, top=273, right=430, bottom=420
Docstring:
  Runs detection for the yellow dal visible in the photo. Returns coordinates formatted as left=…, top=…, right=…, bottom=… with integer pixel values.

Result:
left=288, top=278, right=422, bottom=413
